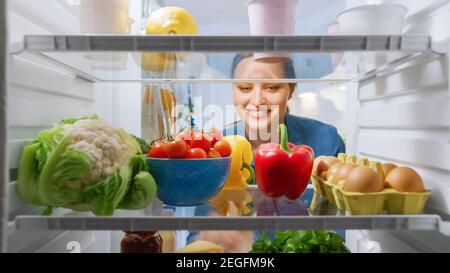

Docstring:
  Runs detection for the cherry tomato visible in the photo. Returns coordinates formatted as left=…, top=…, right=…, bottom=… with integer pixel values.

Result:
left=190, top=132, right=212, bottom=152
left=214, top=140, right=232, bottom=157
left=180, top=131, right=194, bottom=144
left=148, top=142, right=167, bottom=158
left=164, top=139, right=188, bottom=159
left=183, top=144, right=192, bottom=157
left=186, top=148, right=207, bottom=159
left=207, top=148, right=221, bottom=158
left=210, top=128, right=223, bottom=145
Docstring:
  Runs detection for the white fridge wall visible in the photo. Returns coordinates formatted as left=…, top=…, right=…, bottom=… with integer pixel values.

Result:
left=346, top=0, right=450, bottom=253
left=6, top=0, right=117, bottom=252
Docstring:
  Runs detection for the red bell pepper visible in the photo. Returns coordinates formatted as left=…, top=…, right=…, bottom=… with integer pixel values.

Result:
left=255, top=124, right=314, bottom=200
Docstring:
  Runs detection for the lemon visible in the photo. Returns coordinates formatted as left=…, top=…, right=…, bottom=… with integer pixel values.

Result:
left=140, top=52, right=175, bottom=72
left=141, top=7, right=198, bottom=72
left=146, top=6, right=198, bottom=35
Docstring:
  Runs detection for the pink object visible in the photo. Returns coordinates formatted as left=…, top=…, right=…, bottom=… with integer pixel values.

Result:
left=328, top=22, right=344, bottom=69
left=247, top=0, right=298, bottom=63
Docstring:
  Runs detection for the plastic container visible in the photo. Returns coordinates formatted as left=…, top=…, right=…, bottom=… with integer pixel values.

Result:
left=79, top=0, right=131, bottom=34
left=247, top=0, right=298, bottom=62
left=337, top=3, right=408, bottom=70
left=337, top=3, right=407, bottom=35
left=78, top=0, right=133, bottom=70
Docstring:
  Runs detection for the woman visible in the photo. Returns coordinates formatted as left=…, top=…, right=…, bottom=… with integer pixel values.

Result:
left=225, top=53, right=345, bottom=156
left=188, top=53, right=346, bottom=252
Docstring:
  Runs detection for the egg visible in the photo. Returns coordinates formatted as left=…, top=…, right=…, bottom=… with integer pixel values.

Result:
left=382, top=163, right=398, bottom=178
left=385, top=167, right=425, bottom=192
left=343, top=166, right=384, bottom=193
left=326, top=162, right=344, bottom=181
left=332, top=164, right=357, bottom=185
left=313, top=156, right=340, bottom=177
left=312, top=156, right=326, bottom=176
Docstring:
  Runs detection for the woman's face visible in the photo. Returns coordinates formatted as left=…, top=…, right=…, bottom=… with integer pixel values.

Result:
left=233, top=57, right=292, bottom=138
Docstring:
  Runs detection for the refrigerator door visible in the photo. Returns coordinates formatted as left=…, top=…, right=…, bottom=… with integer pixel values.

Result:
left=5, top=0, right=117, bottom=252
left=345, top=0, right=450, bottom=253
left=0, top=0, right=8, bottom=254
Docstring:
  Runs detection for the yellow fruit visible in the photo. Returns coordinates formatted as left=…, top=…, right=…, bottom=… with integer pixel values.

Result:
left=141, top=7, right=198, bottom=72
left=175, top=240, right=224, bottom=253
left=209, top=189, right=253, bottom=216
left=140, top=52, right=176, bottom=72
left=146, top=7, right=198, bottom=35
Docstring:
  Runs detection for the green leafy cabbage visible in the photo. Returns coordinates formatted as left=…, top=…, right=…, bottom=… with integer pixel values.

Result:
left=17, top=115, right=157, bottom=216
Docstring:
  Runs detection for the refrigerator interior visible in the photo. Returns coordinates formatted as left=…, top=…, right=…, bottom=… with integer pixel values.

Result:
left=1, top=0, right=449, bottom=253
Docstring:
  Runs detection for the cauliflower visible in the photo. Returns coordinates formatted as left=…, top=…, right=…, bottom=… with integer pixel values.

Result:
left=65, top=119, right=135, bottom=181
left=17, top=115, right=157, bottom=216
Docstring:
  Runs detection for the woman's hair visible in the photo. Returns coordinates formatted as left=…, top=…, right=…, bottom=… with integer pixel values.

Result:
left=230, top=53, right=297, bottom=92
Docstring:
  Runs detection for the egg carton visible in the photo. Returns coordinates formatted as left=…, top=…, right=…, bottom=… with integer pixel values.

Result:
left=312, top=153, right=431, bottom=215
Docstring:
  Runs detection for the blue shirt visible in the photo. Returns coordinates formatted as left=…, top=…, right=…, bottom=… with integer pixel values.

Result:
left=223, top=113, right=345, bottom=157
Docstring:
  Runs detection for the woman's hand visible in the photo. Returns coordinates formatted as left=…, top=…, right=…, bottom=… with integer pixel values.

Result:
left=197, top=231, right=245, bottom=253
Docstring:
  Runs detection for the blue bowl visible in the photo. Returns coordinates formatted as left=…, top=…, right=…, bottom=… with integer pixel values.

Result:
left=147, top=157, right=231, bottom=206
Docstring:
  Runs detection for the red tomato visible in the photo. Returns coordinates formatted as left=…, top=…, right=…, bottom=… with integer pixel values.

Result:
left=210, top=128, right=223, bottom=145
left=214, top=140, right=232, bottom=157
left=183, top=144, right=192, bottom=157
left=180, top=131, right=194, bottom=144
left=148, top=142, right=167, bottom=158
left=164, top=139, right=188, bottom=159
left=186, top=148, right=207, bottom=159
left=190, top=132, right=212, bottom=152
left=207, top=148, right=221, bottom=158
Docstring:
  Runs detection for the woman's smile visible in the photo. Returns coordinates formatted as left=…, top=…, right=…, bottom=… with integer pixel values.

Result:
left=245, top=107, right=272, bottom=120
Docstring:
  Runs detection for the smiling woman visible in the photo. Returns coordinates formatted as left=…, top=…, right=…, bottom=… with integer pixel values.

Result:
left=227, top=53, right=345, bottom=158
left=231, top=53, right=297, bottom=145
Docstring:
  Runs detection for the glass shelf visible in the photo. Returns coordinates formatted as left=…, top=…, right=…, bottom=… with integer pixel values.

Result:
left=12, top=186, right=450, bottom=236
left=12, top=35, right=438, bottom=83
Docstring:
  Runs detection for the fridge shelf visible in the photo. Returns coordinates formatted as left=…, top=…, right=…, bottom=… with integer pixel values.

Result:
left=11, top=34, right=441, bottom=83
left=16, top=35, right=432, bottom=53
left=11, top=186, right=450, bottom=236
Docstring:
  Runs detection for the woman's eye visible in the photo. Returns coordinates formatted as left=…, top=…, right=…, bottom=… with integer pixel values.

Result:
left=238, top=86, right=252, bottom=92
left=267, top=86, right=281, bottom=92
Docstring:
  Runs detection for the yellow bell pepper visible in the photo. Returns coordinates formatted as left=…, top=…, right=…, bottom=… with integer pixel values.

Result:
left=208, top=135, right=254, bottom=216
left=222, top=135, right=254, bottom=190
left=209, top=189, right=253, bottom=216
